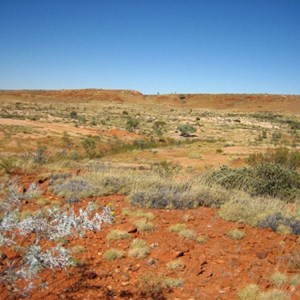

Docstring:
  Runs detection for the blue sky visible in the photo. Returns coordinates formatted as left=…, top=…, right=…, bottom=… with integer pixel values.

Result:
left=0, top=0, right=300, bottom=94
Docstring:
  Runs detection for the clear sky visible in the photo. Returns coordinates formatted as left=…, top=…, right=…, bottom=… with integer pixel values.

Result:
left=0, top=0, right=300, bottom=94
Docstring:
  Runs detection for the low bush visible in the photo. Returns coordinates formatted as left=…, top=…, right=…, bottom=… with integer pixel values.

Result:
left=238, top=284, right=260, bottom=300
left=128, top=239, right=150, bottom=258
left=270, top=271, right=287, bottom=287
left=177, top=124, right=196, bottom=137
left=103, top=249, right=125, bottom=261
left=219, top=195, right=287, bottom=227
left=258, top=213, right=300, bottom=235
left=0, top=179, right=113, bottom=297
left=106, top=229, right=130, bottom=241
left=247, top=147, right=300, bottom=170
left=49, top=177, right=98, bottom=201
left=211, top=163, right=300, bottom=201
left=227, top=229, right=245, bottom=240
left=129, top=178, right=230, bottom=210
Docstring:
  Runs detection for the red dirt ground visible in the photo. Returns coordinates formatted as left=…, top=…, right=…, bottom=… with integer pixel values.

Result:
left=0, top=118, right=141, bottom=140
left=1, top=173, right=300, bottom=300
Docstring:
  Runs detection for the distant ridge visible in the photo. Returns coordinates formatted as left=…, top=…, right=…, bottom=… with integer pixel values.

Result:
left=0, top=89, right=300, bottom=114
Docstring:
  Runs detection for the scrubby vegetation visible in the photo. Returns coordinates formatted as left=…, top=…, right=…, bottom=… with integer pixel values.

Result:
left=0, top=179, right=113, bottom=297
left=1, top=91, right=300, bottom=299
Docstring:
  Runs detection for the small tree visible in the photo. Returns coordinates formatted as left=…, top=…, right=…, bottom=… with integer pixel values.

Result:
left=177, top=124, right=196, bottom=137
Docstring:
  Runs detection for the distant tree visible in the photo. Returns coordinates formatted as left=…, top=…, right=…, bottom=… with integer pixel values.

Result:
left=70, top=111, right=78, bottom=119
left=62, top=132, right=73, bottom=149
left=126, top=117, right=139, bottom=132
left=34, top=145, right=47, bottom=164
left=152, top=121, right=166, bottom=139
left=177, top=124, right=196, bottom=137
left=82, top=137, right=96, bottom=158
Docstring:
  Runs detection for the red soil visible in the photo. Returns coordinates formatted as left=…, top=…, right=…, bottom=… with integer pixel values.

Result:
left=1, top=174, right=300, bottom=300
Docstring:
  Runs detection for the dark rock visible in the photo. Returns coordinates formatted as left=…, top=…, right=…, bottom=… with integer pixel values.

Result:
left=256, top=251, right=269, bottom=259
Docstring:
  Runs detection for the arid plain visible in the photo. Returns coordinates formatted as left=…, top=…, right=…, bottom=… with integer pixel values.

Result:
left=1, top=89, right=300, bottom=299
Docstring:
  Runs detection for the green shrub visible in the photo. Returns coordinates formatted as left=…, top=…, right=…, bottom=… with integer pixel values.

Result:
left=152, top=121, right=166, bottom=139
left=70, top=111, right=78, bottom=119
left=126, top=117, right=139, bottom=131
left=251, top=163, right=300, bottom=200
left=177, top=124, right=196, bottom=137
left=211, top=164, right=300, bottom=201
left=81, top=137, right=96, bottom=158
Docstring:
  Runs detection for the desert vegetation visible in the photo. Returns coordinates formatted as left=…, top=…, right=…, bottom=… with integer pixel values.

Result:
left=0, top=90, right=300, bottom=299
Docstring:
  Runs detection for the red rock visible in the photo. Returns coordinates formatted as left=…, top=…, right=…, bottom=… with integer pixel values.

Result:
left=256, top=251, right=269, bottom=259
left=174, top=251, right=184, bottom=258
left=127, top=227, right=137, bottom=233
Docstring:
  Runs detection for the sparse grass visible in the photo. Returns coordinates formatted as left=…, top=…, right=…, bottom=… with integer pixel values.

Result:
left=139, top=273, right=163, bottom=294
left=219, top=194, right=288, bottom=227
left=228, top=229, right=245, bottom=240
left=238, top=284, right=260, bottom=300
left=134, top=219, right=154, bottom=232
left=162, top=276, right=184, bottom=288
left=182, top=213, right=192, bottom=222
left=106, top=229, right=131, bottom=241
left=36, top=197, right=51, bottom=206
left=71, top=258, right=88, bottom=268
left=168, top=223, right=196, bottom=240
left=178, top=228, right=196, bottom=240
left=258, top=289, right=290, bottom=300
left=128, top=238, right=150, bottom=258
left=71, top=245, right=86, bottom=254
left=103, top=249, right=125, bottom=261
left=168, top=223, right=187, bottom=233
left=271, top=271, right=287, bottom=287
left=0, top=156, right=17, bottom=174
left=276, top=224, right=292, bottom=235
left=122, top=208, right=155, bottom=220
left=166, top=259, right=184, bottom=270
left=290, top=274, right=300, bottom=286
left=289, top=250, right=300, bottom=269
left=195, top=235, right=208, bottom=244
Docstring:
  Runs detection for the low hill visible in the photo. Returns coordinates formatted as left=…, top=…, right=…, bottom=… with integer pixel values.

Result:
left=1, top=89, right=300, bottom=114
